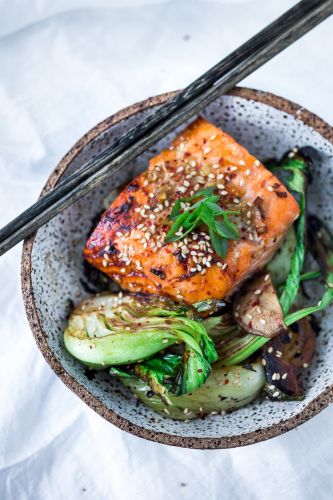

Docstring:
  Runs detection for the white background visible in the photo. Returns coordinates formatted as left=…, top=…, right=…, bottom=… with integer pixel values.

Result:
left=0, top=1, right=333, bottom=498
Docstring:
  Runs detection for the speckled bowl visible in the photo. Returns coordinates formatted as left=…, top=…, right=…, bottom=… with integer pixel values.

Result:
left=21, top=87, right=333, bottom=449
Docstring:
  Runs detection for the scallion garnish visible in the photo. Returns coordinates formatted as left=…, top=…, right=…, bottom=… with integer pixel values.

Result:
left=165, top=187, right=240, bottom=258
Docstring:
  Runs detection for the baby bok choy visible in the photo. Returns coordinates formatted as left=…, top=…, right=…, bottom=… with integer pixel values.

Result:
left=64, top=293, right=218, bottom=397
left=116, top=360, right=265, bottom=420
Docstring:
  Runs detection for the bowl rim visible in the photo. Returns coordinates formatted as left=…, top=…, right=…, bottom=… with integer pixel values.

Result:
left=21, top=86, right=333, bottom=449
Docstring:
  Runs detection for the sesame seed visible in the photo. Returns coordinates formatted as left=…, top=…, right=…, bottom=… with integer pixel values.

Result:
left=149, top=193, right=154, bottom=199
left=303, top=363, right=309, bottom=368
left=210, top=134, right=216, bottom=140
left=239, top=179, right=245, bottom=187
left=254, top=159, right=260, bottom=167
left=247, top=201, right=253, bottom=207
left=183, top=180, right=190, bottom=187
left=137, top=223, right=144, bottom=230
left=239, top=160, right=246, bottom=166
left=230, top=166, right=238, bottom=171
left=262, top=358, right=266, bottom=366
left=102, top=259, right=107, bottom=267
left=217, top=184, right=225, bottom=190
left=288, top=152, right=295, bottom=158
left=259, top=318, right=267, bottom=325
left=275, top=350, right=283, bottom=358
left=189, top=160, right=197, bottom=167
left=266, top=185, right=274, bottom=192
left=116, top=231, right=122, bottom=237
left=221, top=190, right=228, bottom=196
left=216, top=262, right=223, bottom=268
left=162, top=339, right=169, bottom=344
left=120, top=268, right=126, bottom=273
left=222, top=263, right=228, bottom=270
left=245, top=169, right=250, bottom=176
left=256, top=306, right=262, bottom=314
left=212, top=163, right=219, bottom=169
left=268, top=347, right=274, bottom=354
left=177, top=186, right=187, bottom=193
left=282, top=373, right=288, bottom=380
left=254, top=289, right=262, bottom=295
left=272, top=391, right=280, bottom=398
left=149, top=214, right=155, bottom=220
left=233, top=198, right=240, bottom=204
left=208, top=173, right=215, bottom=179
left=246, top=314, right=253, bottom=320
left=201, top=269, right=207, bottom=275
left=165, top=200, right=169, bottom=207
left=203, top=146, right=211, bottom=154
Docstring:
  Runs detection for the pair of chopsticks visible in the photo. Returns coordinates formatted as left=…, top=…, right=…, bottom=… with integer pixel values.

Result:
left=0, top=0, right=332, bottom=256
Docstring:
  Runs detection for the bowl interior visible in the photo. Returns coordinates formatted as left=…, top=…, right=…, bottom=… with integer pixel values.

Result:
left=25, top=90, right=333, bottom=447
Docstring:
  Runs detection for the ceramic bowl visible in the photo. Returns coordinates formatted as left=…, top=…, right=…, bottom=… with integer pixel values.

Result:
left=21, top=87, right=333, bottom=449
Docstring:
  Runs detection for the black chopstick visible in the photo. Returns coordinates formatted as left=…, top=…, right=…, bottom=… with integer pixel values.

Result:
left=1, top=0, right=332, bottom=256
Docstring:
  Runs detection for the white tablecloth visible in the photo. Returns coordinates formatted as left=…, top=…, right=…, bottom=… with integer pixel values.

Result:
left=1, top=1, right=333, bottom=498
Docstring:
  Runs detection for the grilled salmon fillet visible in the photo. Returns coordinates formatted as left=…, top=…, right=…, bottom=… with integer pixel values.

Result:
left=84, top=118, right=300, bottom=305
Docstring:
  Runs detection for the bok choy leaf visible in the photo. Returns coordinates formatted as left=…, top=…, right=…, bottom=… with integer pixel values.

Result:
left=65, top=293, right=218, bottom=397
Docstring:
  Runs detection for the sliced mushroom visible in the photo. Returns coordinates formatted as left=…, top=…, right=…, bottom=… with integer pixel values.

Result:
left=233, top=272, right=287, bottom=338
left=262, top=316, right=317, bottom=400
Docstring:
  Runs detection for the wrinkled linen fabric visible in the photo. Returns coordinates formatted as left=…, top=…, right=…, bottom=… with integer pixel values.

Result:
left=0, top=0, right=333, bottom=498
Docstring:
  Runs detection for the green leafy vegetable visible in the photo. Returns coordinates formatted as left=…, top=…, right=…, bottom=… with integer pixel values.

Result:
left=267, top=227, right=297, bottom=287
left=270, top=155, right=308, bottom=315
left=116, top=361, right=265, bottom=420
left=299, top=270, right=321, bottom=282
left=64, top=293, right=218, bottom=397
left=284, top=214, right=333, bottom=325
left=165, top=187, right=240, bottom=258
